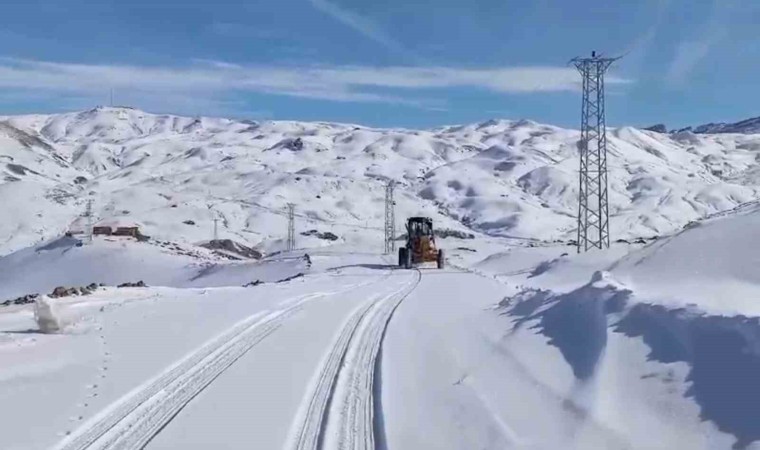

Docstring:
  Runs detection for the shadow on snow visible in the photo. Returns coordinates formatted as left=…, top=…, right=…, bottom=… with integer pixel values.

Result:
left=503, top=275, right=760, bottom=448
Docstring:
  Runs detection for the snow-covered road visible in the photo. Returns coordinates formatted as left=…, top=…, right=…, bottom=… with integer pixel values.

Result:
left=13, top=255, right=549, bottom=450
left=5, top=249, right=745, bottom=449
left=143, top=265, right=421, bottom=450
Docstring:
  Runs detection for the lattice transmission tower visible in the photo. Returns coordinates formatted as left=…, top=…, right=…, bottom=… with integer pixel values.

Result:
left=84, top=198, right=94, bottom=244
left=286, top=203, right=296, bottom=252
left=384, top=180, right=396, bottom=254
left=571, top=51, right=619, bottom=253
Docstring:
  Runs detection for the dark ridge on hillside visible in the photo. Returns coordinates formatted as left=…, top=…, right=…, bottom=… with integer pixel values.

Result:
left=668, top=117, right=760, bottom=135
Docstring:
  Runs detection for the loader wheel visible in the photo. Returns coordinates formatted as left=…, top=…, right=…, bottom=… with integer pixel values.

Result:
left=404, top=247, right=412, bottom=269
left=398, top=247, right=407, bottom=268
left=437, top=249, right=445, bottom=269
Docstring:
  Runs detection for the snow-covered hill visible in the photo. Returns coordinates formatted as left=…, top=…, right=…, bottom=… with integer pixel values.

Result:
left=2, top=106, right=760, bottom=256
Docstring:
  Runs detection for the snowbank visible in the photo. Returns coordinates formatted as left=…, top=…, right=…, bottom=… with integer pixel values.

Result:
left=610, top=202, right=760, bottom=316
left=0, top=237, right=309, bottom=300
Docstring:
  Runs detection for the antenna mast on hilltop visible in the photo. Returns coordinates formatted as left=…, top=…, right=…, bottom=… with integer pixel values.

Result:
left=571, top=51, right=619, bottom=253
left=384, top=180, right=396, bottom=254
left=286, top=203, right=296, bottom=252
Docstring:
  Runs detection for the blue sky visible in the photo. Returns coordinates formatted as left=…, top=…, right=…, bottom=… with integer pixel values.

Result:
left=0, top=0, right=757, bottom=128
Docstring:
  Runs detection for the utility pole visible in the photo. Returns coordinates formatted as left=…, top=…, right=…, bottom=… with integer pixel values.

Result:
left=571, top=51, right=619, bottom=253
left=213, top=217, right=219, bottom=241
left=85, top=198, right=94, bottom=244
left=286, top=203, right=296, bottom=251
left=384, top=180, right=396, bottom=254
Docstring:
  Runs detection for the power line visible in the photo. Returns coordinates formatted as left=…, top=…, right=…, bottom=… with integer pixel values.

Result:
left=286, top=203, right=296, bottom=251
left=384, top=180, right=396, bottom=254
left=571, top=51, right=619, bottom=253
left=208, top=194, right=385, bottom=232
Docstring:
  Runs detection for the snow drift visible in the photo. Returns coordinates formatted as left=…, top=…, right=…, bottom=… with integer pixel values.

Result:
left=500, top=201, right=760, bottom=448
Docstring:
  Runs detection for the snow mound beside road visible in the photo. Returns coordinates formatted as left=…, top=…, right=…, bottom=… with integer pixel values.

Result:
left=609, top=201, right=760, bottom=316
left=0, top=237, right=309, bottom=300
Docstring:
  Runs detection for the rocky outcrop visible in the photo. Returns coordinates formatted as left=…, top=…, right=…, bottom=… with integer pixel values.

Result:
left=300, top=230, right=339, bottom=241
left=200, top=239, right=262, bottom=260
left=49, top=283, right=100, bottom=298
left=117, top=281, right=147, bottom=288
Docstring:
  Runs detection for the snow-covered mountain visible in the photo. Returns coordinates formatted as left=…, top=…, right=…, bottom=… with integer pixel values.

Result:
left=692, top=116, right=760, bottom=135
left=647, top=116, right=760, bottom=135
left=2, top=106, right=760, bottom=256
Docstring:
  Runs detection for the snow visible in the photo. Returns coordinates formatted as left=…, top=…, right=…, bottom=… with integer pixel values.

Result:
left=2, top=107, right=760, bottom=256
left=3, top=107, right=760, bottom=449
left=383, top=272, right=736, bottom=449
left=34, top=296, right=62, bottom=333
left=0, top=236, right=310, bottom=300
left=1, top=260, right=380, bottom=450
left=3, top=238, right=756, bottom=449
left=487, top=200, right=760, bottom=448
left=609, top=202, right=760, bottom=315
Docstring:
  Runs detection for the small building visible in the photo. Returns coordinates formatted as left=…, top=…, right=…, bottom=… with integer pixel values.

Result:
left=93, top=219, right=144, bottom=240
left=113, top=226, right=140, bottom=238
left=93, top=226, right=113, bottom=236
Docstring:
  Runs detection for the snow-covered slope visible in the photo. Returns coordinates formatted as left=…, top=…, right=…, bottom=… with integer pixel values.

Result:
left=490, top=199, right=760, bottom=449
left=0, top=235, right=309, bottom=300
left=609, top=201, right=760, bottom=315
left=1, top=107, right=760, bottom=256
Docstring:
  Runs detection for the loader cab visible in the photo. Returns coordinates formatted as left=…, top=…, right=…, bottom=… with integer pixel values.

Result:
left=406, top=217, right=434, bottom=239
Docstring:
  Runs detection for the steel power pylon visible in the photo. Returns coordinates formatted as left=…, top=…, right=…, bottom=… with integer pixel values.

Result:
left=85, top=198, right=94, bottom=244
left=286, top=203, right=296, bottom=251
left=571, top=51, right=619, bottom=253
left=384, top=180, right=396, bottom=254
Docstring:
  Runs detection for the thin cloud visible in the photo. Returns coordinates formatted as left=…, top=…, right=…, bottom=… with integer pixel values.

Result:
left=313, top=66, right=630, bottom=92
left=666, top=0, right=735, bottom=84
left=0, top=58, right=632, bottom=114
left=667, top=40, right=715, bottom=84
left=620, top=0, right=672, bottom=74
left=307, top=0, right=419, bottom=61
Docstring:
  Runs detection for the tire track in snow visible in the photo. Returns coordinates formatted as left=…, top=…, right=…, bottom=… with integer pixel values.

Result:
left=53, top=277, right=379, bottom=450
left=289, top=269, right=421, bottom=450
